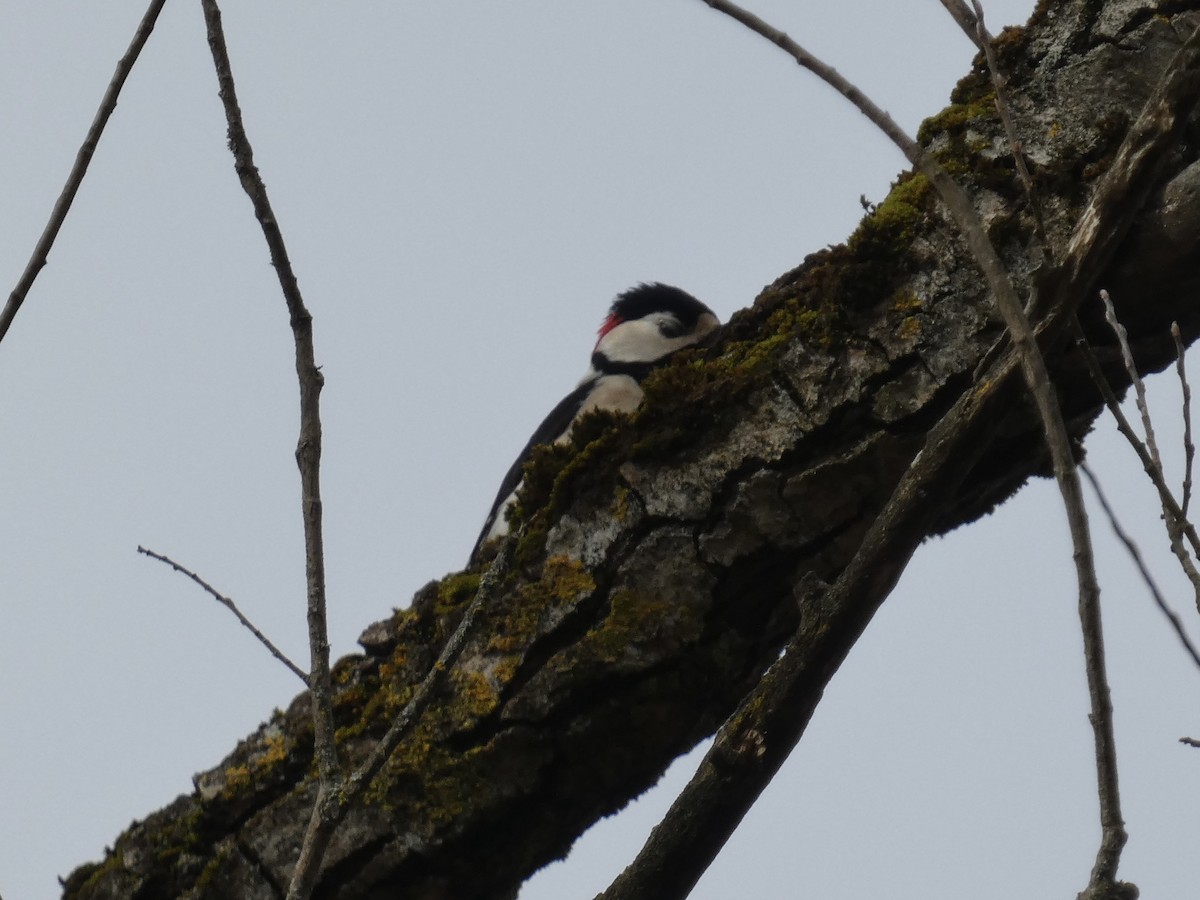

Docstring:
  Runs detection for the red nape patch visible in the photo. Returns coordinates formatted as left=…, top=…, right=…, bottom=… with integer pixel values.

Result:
left=596, top=313, right=623, bottom=343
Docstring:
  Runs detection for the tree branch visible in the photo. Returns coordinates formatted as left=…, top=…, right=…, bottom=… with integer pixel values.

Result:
left=137, top=545, right=308, bottom=683
left=1172, top=322, right=1195, bottom=516
left=971, top=0, right=1051, bottom=251
left=60, top=4, right=1200, bottom=897
left=0, top=0, right=168, bottom=347
left=199, top=4, right=337, bottom=897
left=1101, top=289, right=1166, bottom=475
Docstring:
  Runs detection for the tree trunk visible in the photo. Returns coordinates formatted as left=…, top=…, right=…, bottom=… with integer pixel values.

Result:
left=62, top=1, right=1200, bottom=898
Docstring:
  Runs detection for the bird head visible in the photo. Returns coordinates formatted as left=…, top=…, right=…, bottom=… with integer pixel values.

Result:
left=593, top=282, right=719, bottom=366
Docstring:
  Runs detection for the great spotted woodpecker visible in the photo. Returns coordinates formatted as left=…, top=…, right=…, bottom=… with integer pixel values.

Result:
left=470, top=282, right=720, bottom=562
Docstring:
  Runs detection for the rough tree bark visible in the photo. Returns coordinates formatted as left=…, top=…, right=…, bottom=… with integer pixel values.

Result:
left=62, top=1, right=1200, bottom=898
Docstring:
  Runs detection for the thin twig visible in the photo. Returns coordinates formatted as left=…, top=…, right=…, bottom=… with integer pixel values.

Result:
left=201, top=3, right=519, bottom=895
left=1075, top=322, right=1200, bottom=555
left=1173, top=322, right=1195, bottom=516
left=0, top=0, right=168, bottom=347
left=970, top=0, right=1052, bottom=253
left=199, top=5, right=337, bottom=898
left=1074, top=322, right=1200, bottom=610
left=137, top=545, right=308, bottom=683
left=1079, top=467, right=1200, bottom=671
left=1097, top=289, right=1200, bottom=613
left=1100, top=289, right=1165, bottom=472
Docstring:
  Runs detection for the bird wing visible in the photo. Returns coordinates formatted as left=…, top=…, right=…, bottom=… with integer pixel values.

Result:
left=470, top=377, right=597, bottom=560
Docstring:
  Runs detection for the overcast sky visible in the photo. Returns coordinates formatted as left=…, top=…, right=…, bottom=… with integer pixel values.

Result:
left=2, top=2, right=1198, bottom=898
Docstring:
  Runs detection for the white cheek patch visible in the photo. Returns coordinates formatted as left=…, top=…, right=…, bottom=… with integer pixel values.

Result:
left=595, top=319, right=662, bottom=362
left=598, top=318, right=710, bottom=363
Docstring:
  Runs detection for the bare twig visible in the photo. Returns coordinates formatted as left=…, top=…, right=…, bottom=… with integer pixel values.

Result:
left=199, top=4, right=337, bottom=897
left=1172, top=322, right=1195, bottom=516
left=694, top=3, right=1127, bottom=893
left=1079, top=468, right=1200, bottom=671
left=137, top=545, right=308, bottom=682
left=1075, top=323, right=1200, bottom=611
left=970, top=0, right=1051, bottom=252
left=1092, top=292, right=1200, bottom=616
left=0, top=0, right=168, bottom=347
left=1100, top=289, right=1165, bottom=472
left=1075, top=322, right=1200, bottom=552
left=200, top=3, right=524, bottom=895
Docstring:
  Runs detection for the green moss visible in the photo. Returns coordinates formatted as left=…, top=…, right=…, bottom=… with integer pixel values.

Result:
left=920, top=99, right=1023, bottom=194
left=508, top=411, right=633, bottom=565
left=436, top=572, right=482, bottom=615
left=936, top=82, right=993, bottom=127
left=849, top=172, right=933, bottom=258
left=916, top=96, right=995, bottom=147
left=706, top=297, right=833, bottom=375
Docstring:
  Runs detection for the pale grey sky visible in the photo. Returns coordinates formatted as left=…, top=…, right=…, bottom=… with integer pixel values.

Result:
left=2, top=2, right=1197, bottom=898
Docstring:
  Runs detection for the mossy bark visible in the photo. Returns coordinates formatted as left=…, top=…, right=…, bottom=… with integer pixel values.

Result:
left=63, top=2, right=1200, bottom=898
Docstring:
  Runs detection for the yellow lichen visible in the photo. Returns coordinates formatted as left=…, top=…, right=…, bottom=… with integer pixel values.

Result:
left=220, top=765, right=251, bottom=799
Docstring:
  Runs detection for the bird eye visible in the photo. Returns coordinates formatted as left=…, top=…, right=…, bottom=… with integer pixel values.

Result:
left=655, top=313, right=685, bottom=338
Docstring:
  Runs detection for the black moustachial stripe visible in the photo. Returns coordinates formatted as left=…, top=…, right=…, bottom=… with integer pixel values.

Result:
left=590, top=354, right=656, bottom=381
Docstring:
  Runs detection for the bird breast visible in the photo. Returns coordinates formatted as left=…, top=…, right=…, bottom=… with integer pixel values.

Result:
left=571, top=374, right=643, bottom=427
